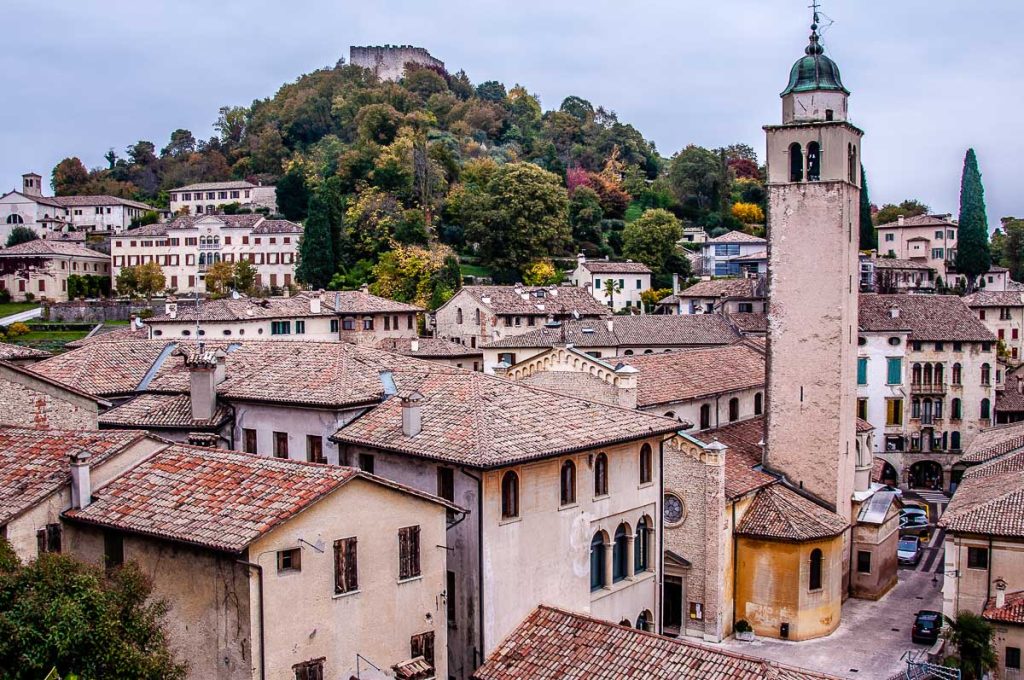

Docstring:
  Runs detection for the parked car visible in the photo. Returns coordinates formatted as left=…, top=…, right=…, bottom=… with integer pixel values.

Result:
left=902, top=501, right=929, bottom=519
left=912, top=610, right=943, bottom=644
left=898, top=536, right=922, bottom=566
left=900, top=513, right=929, bottom=530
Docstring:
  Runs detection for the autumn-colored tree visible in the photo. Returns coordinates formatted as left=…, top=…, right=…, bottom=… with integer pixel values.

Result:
left=204, top=261, right=236, bottom=298
left=731, top=202, right=765, bottom=224
left=51, top=157, right=90, bottom=195
left=727, top=157, right=760, bottom=180
left=118, top=262, right=165, bottom=297
left=640, top=288, right=672, bottom=312
left=565, top=166, right=591, bottom=195
left=370, top=242, right=461, bottom=309
left=522, top=260, right=562, bottom=286
left=588, top=171, right=631, bottom=220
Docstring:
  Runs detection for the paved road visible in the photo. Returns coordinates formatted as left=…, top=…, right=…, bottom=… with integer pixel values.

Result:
left=0, top=306, right=41, bottom=326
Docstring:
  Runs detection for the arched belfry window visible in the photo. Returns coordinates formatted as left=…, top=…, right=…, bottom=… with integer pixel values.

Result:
left=789, top=143, right=804, bottom=182
left=807, top=142, right=821, bottom=181
left=848, top=143, right=857, bottom=184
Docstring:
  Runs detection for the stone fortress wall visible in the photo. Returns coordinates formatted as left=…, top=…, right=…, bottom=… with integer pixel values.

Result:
left=349, top=45, right=444, bottom=81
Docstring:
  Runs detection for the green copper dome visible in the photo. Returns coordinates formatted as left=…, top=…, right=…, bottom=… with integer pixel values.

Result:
left=781, top=27, right=848, bottom=96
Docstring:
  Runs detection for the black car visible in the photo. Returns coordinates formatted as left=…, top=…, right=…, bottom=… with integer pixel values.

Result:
left=912, top=610, right=942, bottom=644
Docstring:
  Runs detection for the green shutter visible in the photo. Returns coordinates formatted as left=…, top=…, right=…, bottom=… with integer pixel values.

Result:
left=857, top=358, right=867, bottom=385
left=887, top=358, right=901, bottom=385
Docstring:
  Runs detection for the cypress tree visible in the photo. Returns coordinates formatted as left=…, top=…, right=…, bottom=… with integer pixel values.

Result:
left=954, top=148, right=991, bottom=292
left=858, top=164, right=876, bottom=250
left=295, top=193, right=335, bottom=290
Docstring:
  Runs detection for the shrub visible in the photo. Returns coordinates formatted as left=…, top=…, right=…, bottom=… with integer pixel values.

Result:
left=0, top=289, right=10, bottom=304
left=6, top=322, right=30, bottom=338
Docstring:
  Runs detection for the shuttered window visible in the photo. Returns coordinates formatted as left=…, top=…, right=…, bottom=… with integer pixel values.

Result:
left=36, top=523, right=62, bottom=554
left=410, top=631, right=435, bottom=668
left=857, top=357, right=867, bottom=385
left=399, top=526, right=421, bottom=580
left=334, top=538, right=358, bottom=594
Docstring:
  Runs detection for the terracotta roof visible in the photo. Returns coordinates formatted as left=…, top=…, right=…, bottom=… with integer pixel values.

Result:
left=0, top=427, right=149, bottom=525
left=332, top=371, right=681, bottom=469
left=0, top=239, right=107, bottom=259
left=51, top=195, right=154, bottom=211
left=119, top=213, right=269, bottom=237
left=98, top=393, right=232, bottom=430
left=326, top=290, right=423, bottom=314
left=482, top=316, right=741, bottom=350
left=145, top=292, right=420, bottom=324
left=579, top=260, right=652, bottom=274
left=251, top=219, right=302, bottom=234
left=0, top=360, right=110, bottom=407
left=959, top=421, right=1024, bottom=464
left=873, top=258, right=935, bottom=271
left=876, top=214, right=956, bottom=230
left=698, top=417, right=775, bottom=500
left=473, top=606, right=839, bottom=680
left=998, top=373, right=1024, bottom=413
left=727, top=312, right=768, bottom=334
left=963, top=291, right=1024, bottom=308
left=675, top=278, right=764, bottom=299
left=706, top=231, right=767, bottom=245
left=984, top=591, right=1024, bottom=625
left=857, top=418, right=875, bottom=433
left=455, top=285, right=610, bottom=317
left=65, top=325, right=150, bottom=348
left=376, top=337, right=482, bottom=358
left=735, top=484, right=848, bottom=541
left=619, top=343, right=764, bottom=407
left=172, top=181, right=259, bottom=191
left=27, top=340, right=175, bottom=396
left=859, top=294, right=995, bottom=342
left=735, top=250, right=768, bottom=262
left=939, top=448, right=1024, bottom=537
left=0, top=341, right=51, bottom=361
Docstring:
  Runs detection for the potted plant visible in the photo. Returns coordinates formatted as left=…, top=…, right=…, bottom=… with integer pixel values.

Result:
left=735, top=619, right=755, bottom=641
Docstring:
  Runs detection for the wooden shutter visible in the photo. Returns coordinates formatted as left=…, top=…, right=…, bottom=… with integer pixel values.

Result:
left=344, top=538, right=357, bottom=591
left=411, top=631, right=435, bottom=667
left=36, top=528, right=46, bottom=555
left=399, top=528, right=410, bottom=580
left=333, top=539, right=345, bottom=593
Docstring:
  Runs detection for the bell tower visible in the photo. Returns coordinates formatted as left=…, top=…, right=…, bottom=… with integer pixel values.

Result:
left=763, top=12, right=863, bottom=524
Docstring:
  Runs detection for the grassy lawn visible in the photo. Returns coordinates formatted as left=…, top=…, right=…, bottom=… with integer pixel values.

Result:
left=0, top=302, right=40, bottom=318
left=460, top=263, right=493, bottom=279
left=9, top=329, right=89, bottom=353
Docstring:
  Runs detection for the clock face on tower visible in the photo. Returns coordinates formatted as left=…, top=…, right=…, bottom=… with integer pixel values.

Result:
left=664, top=493, right=685, bottom=525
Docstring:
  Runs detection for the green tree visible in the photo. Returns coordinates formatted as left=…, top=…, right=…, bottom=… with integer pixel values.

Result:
left=475, top=81, right=507, bottom=102
left=275, top=169, right=310, bottom=222
left=623, top=208, right=684, bottom=275
left=296, top=193, right=336, bottom=289
left=996, top=218, right=1024, bottom=281
left=569, top=186, right=604, bottom=244
left=600, top=278, right=622, bottom=308
left=136, top=261, right=166, bottom=297
left=0, top=539, right=186, bottom=679
left=116, top=265, right=139, bottom=296
left=944, top=611, right=996, bottom=680
left=6, top=226, right=39, bottom=247
left=233, top=259, right=257, bottom=294
left=50, top=157, right=89, bottom=195
left=874, top=199, right=930, bottom=226
left=355, top=103, right=404, bottom=145
left=668, top=145, right=724, bottom=212
left=859, top=165, right=877, bottom=250
left=954, top=148, right=991, bottom=292
left=370, top=243, right=461, bottom=309
left=161, top=129, right=196, bottom=157
left=204, top=261, right=236, bottom=298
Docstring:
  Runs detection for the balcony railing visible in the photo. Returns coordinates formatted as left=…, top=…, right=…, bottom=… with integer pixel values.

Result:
left=911, top=382, right=946, bottom=395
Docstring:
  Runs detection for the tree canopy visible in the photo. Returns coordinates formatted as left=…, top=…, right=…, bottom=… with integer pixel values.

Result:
left=954, top=148, right=991, bottom=291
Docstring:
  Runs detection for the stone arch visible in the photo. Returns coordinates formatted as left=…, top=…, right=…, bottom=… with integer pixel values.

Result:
left=789, top=142, right=804, bottom=182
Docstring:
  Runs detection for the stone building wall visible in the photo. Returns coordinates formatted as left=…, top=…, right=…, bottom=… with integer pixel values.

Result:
left=0, top=363, right=100, bottom=429
left=44, top=299, right=163, bottom=323
left=349, top=45, right=444, bottom=82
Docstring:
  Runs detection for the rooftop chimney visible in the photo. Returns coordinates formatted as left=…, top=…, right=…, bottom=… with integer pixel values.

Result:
left=402, top=391, right=423, bottom=437
left=889, top=308, right=900, bottom=319
left=410, top=338, right=419, bottom=352
left=673, top=273, right=680, bottom=295
left=996, top=579, right=1008, bottom=609
left=897, top=215, right=905, bottom=226
left=310, top=290, right=322, bottom=314
left=166, top=296, right=178, bottom=320
left=606, top=318, right=614, bottom=333
left=185, top=349, right=223, bottom=421
left=69, top=450, right=92, bottom=509
left=360, top=282, right=369, bottom=294
left=577, top=253, right=586, bottom=267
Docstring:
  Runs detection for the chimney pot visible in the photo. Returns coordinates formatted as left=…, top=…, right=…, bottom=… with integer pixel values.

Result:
left=410, top=338, right=419, bottom=353
left=401, top=391, right=423, bottom=437
left=890, top=308, right=900, bottom=319
left=897, top=215, right=905, bottom=226
left=996, top=579, right=1008, bottom=609
left=606, top=318, right=614, bottom=333
left=309, top=293, right=322, bottom=314
left=69, top=450, right=92, bottom=509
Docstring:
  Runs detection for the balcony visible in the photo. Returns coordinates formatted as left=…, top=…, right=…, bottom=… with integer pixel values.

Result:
left=911, top=382, right=946, bottom=395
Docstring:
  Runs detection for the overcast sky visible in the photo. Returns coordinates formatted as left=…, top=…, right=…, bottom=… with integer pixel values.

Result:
left=3, top=1, right=1022, bottom=226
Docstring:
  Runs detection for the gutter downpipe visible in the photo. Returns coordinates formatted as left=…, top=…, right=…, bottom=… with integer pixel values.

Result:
left=460, top=467, right=485, bottom=670
left=731, top=502, right=738, bottom=636
left=237, top=558, right=266, bottom=680
left=658, top=438, right=665, bottom=634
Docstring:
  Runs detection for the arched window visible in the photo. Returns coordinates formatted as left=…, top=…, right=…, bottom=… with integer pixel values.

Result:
left=664, top=411, right=675, bottom=419
left=6, top=214, right=24, bottom=224
left=809, top=548, right=823, bottom=591
left=728, top=398, right=739, bottom=422
left=807, top=141, right=821, bottom=181
left=789, top=143, right=804, bottom=182
left=590, top=532, right=606, bottom=591
left=981, top=398, right=991, bottom=420
left=934, top=399, right=943, bottom=419
left=636, top=610, right=652, bottom=632
left=198, top=252, right=206, bottom=266
left=474, top=308, right=481, bottom=324
left=923, top=363, right=933, bottom=385
left=848, top=143, right=857, bottom=184
left=982, top=363, right=991, bottom=385
left=594, top=453, right=608, bottom=496
left=952, top=363, right=962, bottom=385
left=456, top=307, right=463, bottom=324
left=754, top=392, right=763, bottom=415
left=951, top=431, right=961, bottom=450
left=639, top=444, right=653, bottom=484
left=560, top=460, right=576, bottom=506
left=952, top=398, right=962, bottom=420
left=935, top=363, right=944, bottom=385
left=912, top=363, right=922, bottom=385
left=613, top=524, right=629, bottom=583
left=699, top=404, right=711, bottom=430
left=635, top=516, right=650, bottom=573
left=911, top=398, right=920, bottom=419
left=500, top=471, right=519, bottom=519
left=623, top=349, right=634, bottom=356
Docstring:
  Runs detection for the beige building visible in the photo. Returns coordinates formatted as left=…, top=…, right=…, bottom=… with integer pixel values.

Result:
left=375, top=337, right=484, bottom=371
left=657, top=277, right=767, bottom=316
left=870, top=258, right=937, bottom=293
left=940, top=445, right=1024, bottom=679
left=145, top=290, right=422, bottom=345
left=568, top=254, right=653, bottom=312
left=168, top=180, right=277, bottom=216
left=965, top=290, right=1024, bottom=364
left=433, top=284, right=609, bottom=351
left=0, top=238, right=109, bottom=301
left=876, top=213, right=958, bottom=278
left=110, top=214, right=302, bottom=294
left=696, top=231, right=768, bottom=278
left=63, top=442, right=456, bottom=680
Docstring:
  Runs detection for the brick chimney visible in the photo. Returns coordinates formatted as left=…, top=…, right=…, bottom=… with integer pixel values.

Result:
left=401, top=391, right=423, bottom=437
left=996, top=578, right=1008, bottom=609
left=69, top=450, right=92, bottom=509
left=577, top=253, right=586, bottom=267
left=897, top=215, right=905, bottom=226
left=410, top=338, right=419, bottom=352
left=183, top=348, right=224, bottom=421
left=310, top=290, right=322, bottom=314
left=166, top=296, right=178, bottom=319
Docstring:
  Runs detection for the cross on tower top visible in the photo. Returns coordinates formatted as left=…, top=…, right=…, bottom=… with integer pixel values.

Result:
left=809, top=0, right=821, bottom=28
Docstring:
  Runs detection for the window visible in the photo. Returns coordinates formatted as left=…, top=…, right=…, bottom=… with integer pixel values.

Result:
left=333, top=537, right=358, bottom=593
left=295, top=320, right=305, bottom=334
left=857, top=398, right=868, bottom=421
left=590, top=532, right=606, bottom=591
left=856, top=550, right=871, bottom=574
left=36, top=523, right=62, bottom=554
left=330, top=319, right=339, bottom=333
left=594, top=453, right=609, bottom=496
left=635, top=517, right=650, bottom=573
left=501, top=471, right=519, bottom=519
left=497, top=352, right=517, bottom=366
left=560, top=460, right=576, bottom=505
left=362, top=317, right=373, bottom=330
left=809, top=548, right=823, bottom=590
left=293, top=658, right=324, bottom=680
left=398, top=525, right=421, bottom=580
left=410, top=631, right=435, bottom=668
left=931, top=248, right=944, bottom=259
left=884, top=233, right=894, bottom=242
left=728, top=397, right=739, bottom=422
left=271, top=320, right=291, bottom=335
left=306, top=435, right=325, bottom=464
left=243, top=428, right=257, bottom=454
left=981, top=398, right=991, bottom=420
left=358, top=453, right=374, bottom=474
left=446, top=571, right=456, bottom=622
left=754, top=392, right=763, bottom=415
left=1007, top=647, right=1021, bottom=671
left=857, top=357, right=867, bottom=385
left=699, top=403, right=711, bottom=430
left=342, top=317, right=355, bottom=331
left=612, top=525, right=629, bottom=583
left=951, top=431, right=961, bottom=450
left=980, top=309, right=987, bottom=320
left=6, top=214, right=24, bottom=224
left=886, top=399, right=903, bottom=426
left=277, top=548, right=301, bottom=572
left=952, top=363, right=962, bottom=385
left=103, top=531, right=124, bottom=571
left=273, top=432, right=289, bottom=459
left=982, top=363, right=991, bottom=385
left=806, top=141, right=821, bottom=181
left=789, top=143, right=803, bottom=182
left=456, top=308, right=463, bottom=324
left=639, top=444, right=653, bottom=485
left=967, top=546, right=989, bottom=570
left=886, top=357, right=902, bottom=385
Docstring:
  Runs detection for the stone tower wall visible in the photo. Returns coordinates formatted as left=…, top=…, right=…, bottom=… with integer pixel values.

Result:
left=349, top=45, right=444, bottom=82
